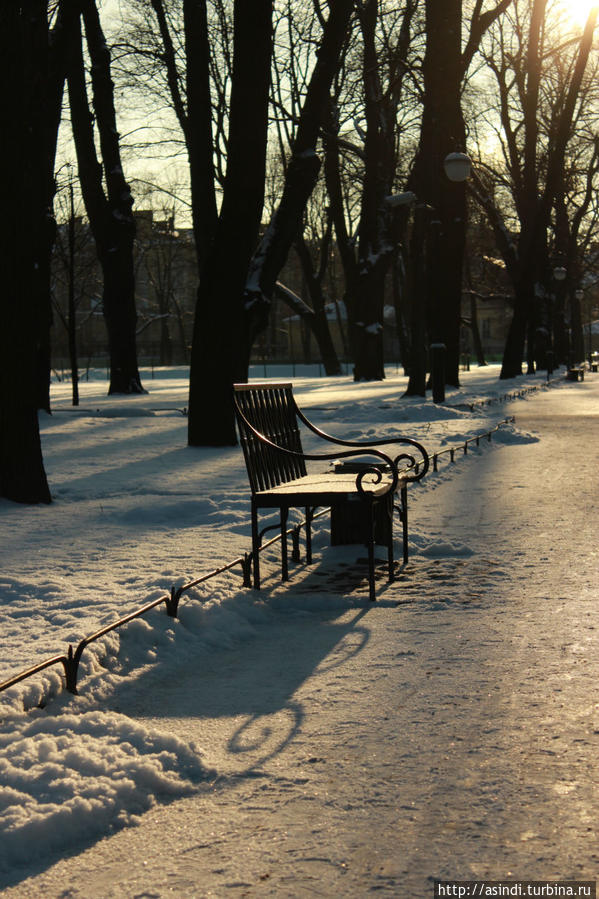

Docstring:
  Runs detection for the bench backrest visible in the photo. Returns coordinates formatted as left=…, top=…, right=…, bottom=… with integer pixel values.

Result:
left=233, top=383, right=307, bottom=493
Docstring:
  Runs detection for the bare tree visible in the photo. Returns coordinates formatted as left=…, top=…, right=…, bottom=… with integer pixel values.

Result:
left=67, top=0, right=145, bottom=394
left=116, top=0, right=220, bottom=270
left=188, top=0, right=355, bottom=445
left=472, top=0, right=599, bottom=376
left=52, top=167, right=102, bottom=404
left=241, top=0, right=355, bottom=366
left=269, top=4, right=343, bottom=375
left=323, top=0, right=420, bottom=383
left=186, top=0, right=274, bottom=445
left=406, top=0, right=513, bottom=393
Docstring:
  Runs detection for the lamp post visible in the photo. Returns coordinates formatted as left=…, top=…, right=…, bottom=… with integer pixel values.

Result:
left=552, top=265, right=568, bottom=367
left=569, top=281, right=585, bottom=365
left=576, top=287, right=591, bottom=363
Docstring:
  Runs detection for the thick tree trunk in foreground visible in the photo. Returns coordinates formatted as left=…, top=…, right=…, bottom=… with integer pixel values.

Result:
left=35, top=1, right=73, bottom=413
left=188, top=0, right=353, bottom=446
left=0, top=3, right=51, bottom=503
left=188, top=0, right=274, bottom=446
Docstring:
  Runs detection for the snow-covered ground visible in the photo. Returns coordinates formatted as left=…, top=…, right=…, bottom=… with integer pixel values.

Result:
left=1, top=363, right=597, bottom=896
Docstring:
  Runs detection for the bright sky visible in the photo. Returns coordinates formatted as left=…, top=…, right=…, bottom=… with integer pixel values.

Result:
left=564, top=0, right=599, bottom=26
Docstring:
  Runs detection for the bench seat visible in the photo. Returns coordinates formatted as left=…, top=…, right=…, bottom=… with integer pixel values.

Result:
left=254, top=470, right=403, bottom=504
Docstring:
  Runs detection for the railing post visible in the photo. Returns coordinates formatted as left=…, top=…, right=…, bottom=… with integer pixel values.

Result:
left=242, top=553, right=252, bottom=588
left=62, top=643, right=84, bottom=695
left=166, top=586, right=182, bottom=617
left=291, top=526, right=301, bottom=563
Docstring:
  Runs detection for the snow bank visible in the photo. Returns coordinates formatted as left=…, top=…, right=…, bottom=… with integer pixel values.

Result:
left=0, top=709, right=211, bottom=872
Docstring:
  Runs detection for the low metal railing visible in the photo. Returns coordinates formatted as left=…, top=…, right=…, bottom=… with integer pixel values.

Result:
left=428, top=417, right=514, bottom=473
left=0, top=512, right=331, bottom=698
left=0, top=415, right=518, bottom=702
left=0, top=554, right=250, bottom=697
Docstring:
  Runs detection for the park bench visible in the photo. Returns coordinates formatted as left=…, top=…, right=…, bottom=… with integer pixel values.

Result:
left=233, top=382, right=429, bottom=601
left=566, top=365, right=585, bottom=381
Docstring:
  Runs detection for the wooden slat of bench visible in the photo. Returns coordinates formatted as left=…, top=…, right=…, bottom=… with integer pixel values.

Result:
left=254, top=471, right=403, bottom=506
left=235, top=384, right=306, bottom=492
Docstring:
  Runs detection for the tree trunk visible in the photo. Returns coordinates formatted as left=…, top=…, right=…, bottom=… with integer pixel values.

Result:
left=352, top=267, right=387, bottom=381
left=187, top=0, right=274, bottom=446
left=0, top=2, right=51, bottom=503
left=323, top=116, right=360, bottom=365
left=469, top=295, right=486, bottom=367
left=243, top=0, right=355, bottom=352
left=67, top=183, right=80, bottom=405
left=188, top=0, right=353, bottom=446
left=33, top=0, right=74, bottom=413
left=570, top=288, right=584, bottom=363
left=183, top=0, right=218, bottom=270
left=501, top=276, right=531, bottom=378
left=68, top=2, right=145, bottom=395
left=408, top=0, right=467, bottom=388
left=292, top=237, right=341, bottom=375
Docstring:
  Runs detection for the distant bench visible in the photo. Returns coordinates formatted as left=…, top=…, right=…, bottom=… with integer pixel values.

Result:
left=566, top=365, right=585, bottom=382
left=233, top=382, right=429, bottom=601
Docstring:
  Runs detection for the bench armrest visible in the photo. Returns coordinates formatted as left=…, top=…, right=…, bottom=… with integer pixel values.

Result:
left=292, top=400, right=429, bottom=483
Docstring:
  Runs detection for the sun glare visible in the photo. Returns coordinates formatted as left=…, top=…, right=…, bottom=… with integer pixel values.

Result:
left=563, top=0, right=599, bottom=27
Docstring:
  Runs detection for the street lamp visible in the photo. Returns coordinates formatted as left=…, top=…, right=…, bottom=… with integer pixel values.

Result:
left=553, top=265, right=567, bottom=282
left=443, top=152, right=472, bottom=183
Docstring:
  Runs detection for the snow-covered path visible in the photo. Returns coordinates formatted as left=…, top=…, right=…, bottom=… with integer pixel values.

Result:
left=2, top=375, right=597, bottom=897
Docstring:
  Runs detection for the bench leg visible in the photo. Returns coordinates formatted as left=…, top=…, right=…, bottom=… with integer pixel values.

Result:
left=386, top=496, right=394, bottom=582
left=305, top=507, right=313, bottom=564
left=401, top=485, right=408, bottom=565
left=251, top=501, right=261, bottom=590
left=280, top=507, right=289, bottom=581
left=291, top=526, right=301, bottom=563
left=367, top=503, right=376, bottom=602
